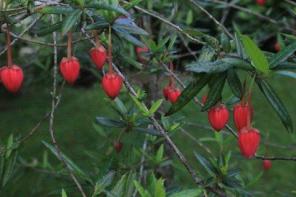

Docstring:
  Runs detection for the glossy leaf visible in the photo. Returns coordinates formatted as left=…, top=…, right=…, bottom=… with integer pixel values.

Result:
left=169, top=189, right=203, bottom=197
left=62, top=10, right=82, bottom=35
left=239, top=34, right=270, bottom=74
left=96, top=117, right=126, bottom=128
left=275, top=71, right=296, bottom=79
left=256, top=79, right=293, bottom=132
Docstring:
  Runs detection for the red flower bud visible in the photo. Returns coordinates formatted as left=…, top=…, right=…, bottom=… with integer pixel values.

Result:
left=167, top=87, right=181, bottom=103
left=208, top=104, right=229, bottom=131
left=233, top=103, right=253, bottom=132
left=263, top=159, right=272, bottom=170
left=102, top=72, right=123, bottom=99
left=113, top=141, right=123, bottom=153
left=163, top=84, right=172, bottom=100
left=238, top=127, right=260, bottom=159
left=59, top=57, right=80, bottom=84
left=256, top=0, right=266, bottom=6
left=90, top=45, right=107, bottom=70
left=135, top=46, right=149, bottom=63
left=0, top=65, right=24, bottom=93
left=274, top=42, right=281, bottom=52
left=202, top=95, right=207, bottom=105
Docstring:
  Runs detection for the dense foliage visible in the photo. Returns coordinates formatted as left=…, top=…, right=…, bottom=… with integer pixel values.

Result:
left=0, top=0, right=296, bottom=196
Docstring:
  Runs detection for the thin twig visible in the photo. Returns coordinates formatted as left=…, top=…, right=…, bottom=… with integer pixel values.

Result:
left=121, top=0, right=206, bottom=45
left=188, top=0, right=234, bottom=39
left=0, top=15, right=42, bottom=56
left=49, top=16, right=87, bottom=197
left=81, top=28, right=225, bottom=196
left=161, top=56, right=296, bottom=162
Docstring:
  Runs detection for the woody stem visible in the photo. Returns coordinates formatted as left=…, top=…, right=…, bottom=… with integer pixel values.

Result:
left=93, top=30, right=100, bottom=48
left=67, top=32, right=72, bottom=59
left=6, top=24, right=13, bottom=67
left=108, top=25, right=113, bottom=73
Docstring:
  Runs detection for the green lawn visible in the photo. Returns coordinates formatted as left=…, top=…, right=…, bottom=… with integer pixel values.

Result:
left=0, top=76, right=295, bottom=196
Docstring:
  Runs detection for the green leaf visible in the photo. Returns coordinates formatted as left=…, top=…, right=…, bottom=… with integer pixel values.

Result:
left=61, top=189, right=68, bottom=197
left=194, top=153, right=215, bottom=176
left=111, top=174, right=126, bottom=196
left=96, top=117, right=126, bottom=128
left=130, top=95, right=149, bottom=116
left=33, top=22, right=63, bottom=36
left=134, top=181, right=151, bottom=197
left=155, top=145, right=164, bottom=163
left=42, top=141, right=91, bottom=182
left=186, top=60, right=232, bottom=73
left=123, top=0, right=143, bottom=10
left=86, top=3, right=129, bottom=16
left=202, top=73, right=226, bottom=111
left=256, top=79, right=293, bottom=132
left=270, top=41, right=296, bottom=69
left=5, top=134, right=14, bottom=159
left=239, top=34, right=270, bottom=74
left=93, top=172, right=115, bottom=196
left=275, top=71, right=296, bottom=79
left=85, top=21, right=109, bottom=30
left=62, top=10, right=82, bottom=35
left=227, top=69, right=243, bottom=98
left=134, top=127, right=161, bottom=136
left=38, top=6, right=74, bottom=14
left=169, top=189, right=203, bottom=197
left=166, top=74, right=211, bottom=116
left=114, top=28, right=145, bottom=47
left=149, top=99, right=163, bottom=115
left=154, top=178, right=166, bottom=197
left=113, top=17, right=148, bottom=35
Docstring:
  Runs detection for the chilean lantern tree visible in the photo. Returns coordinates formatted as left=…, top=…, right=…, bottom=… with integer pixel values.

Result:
left=0, top=0, right=296, bottom=196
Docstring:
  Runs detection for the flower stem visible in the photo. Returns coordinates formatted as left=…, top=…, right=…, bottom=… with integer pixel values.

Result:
left=108, top=25, right=113, bottom=73
left=6, top=24, right=13, bottom=67
left=67, top=32, right=72, bottom=59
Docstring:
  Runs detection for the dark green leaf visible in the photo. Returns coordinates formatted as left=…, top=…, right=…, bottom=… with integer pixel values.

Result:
left=85, top=21, right=109, bottom=30
left=194, top=153, right=216, bottom=176
left=62, top=10, right=82, bottom=35
left=166, top=74, right=211, bottom=116
left=96, top=117, right=126, bottom=128
left=33, top=22, right=63, bottom=36
left=202, top=74, right=226, bottom=111
left=227, top=69, right=243, bottom=98
left=134, top=127, right=161, bottom=136
left=275, top=71, right=296, bottom=79
left=113, top=17, right=148, bottom=35
left=186, top=60, right=232, bottom=73
left=273, top=62, right=296, bottom=70
left=270, top=41, right=296, bottom=69
left=114, top=28, right=145, bottom=47
left=256, top=79, right=293, bottom=132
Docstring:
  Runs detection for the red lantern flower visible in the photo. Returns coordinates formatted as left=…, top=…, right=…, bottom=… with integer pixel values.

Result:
left=90, top=45, right=107, bottom=70
left=102, top=72, right=123, bottom=99
left=59, top=57, right=80, bottom=84
left=0, top=65, right=24, bottom=93
left=238, top=127, right=261, bottom=159
left=208, top=104, right=229, bottom=131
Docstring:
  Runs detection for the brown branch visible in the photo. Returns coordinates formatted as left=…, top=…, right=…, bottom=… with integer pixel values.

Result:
left=81, top=28, right=225, bottom=196
left=49, top=16, right=87, bottom=197
left=161, top=58, right=296, bottom=162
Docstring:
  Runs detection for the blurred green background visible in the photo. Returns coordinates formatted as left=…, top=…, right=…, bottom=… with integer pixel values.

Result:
left=0, top=75, right=295, bottom=196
